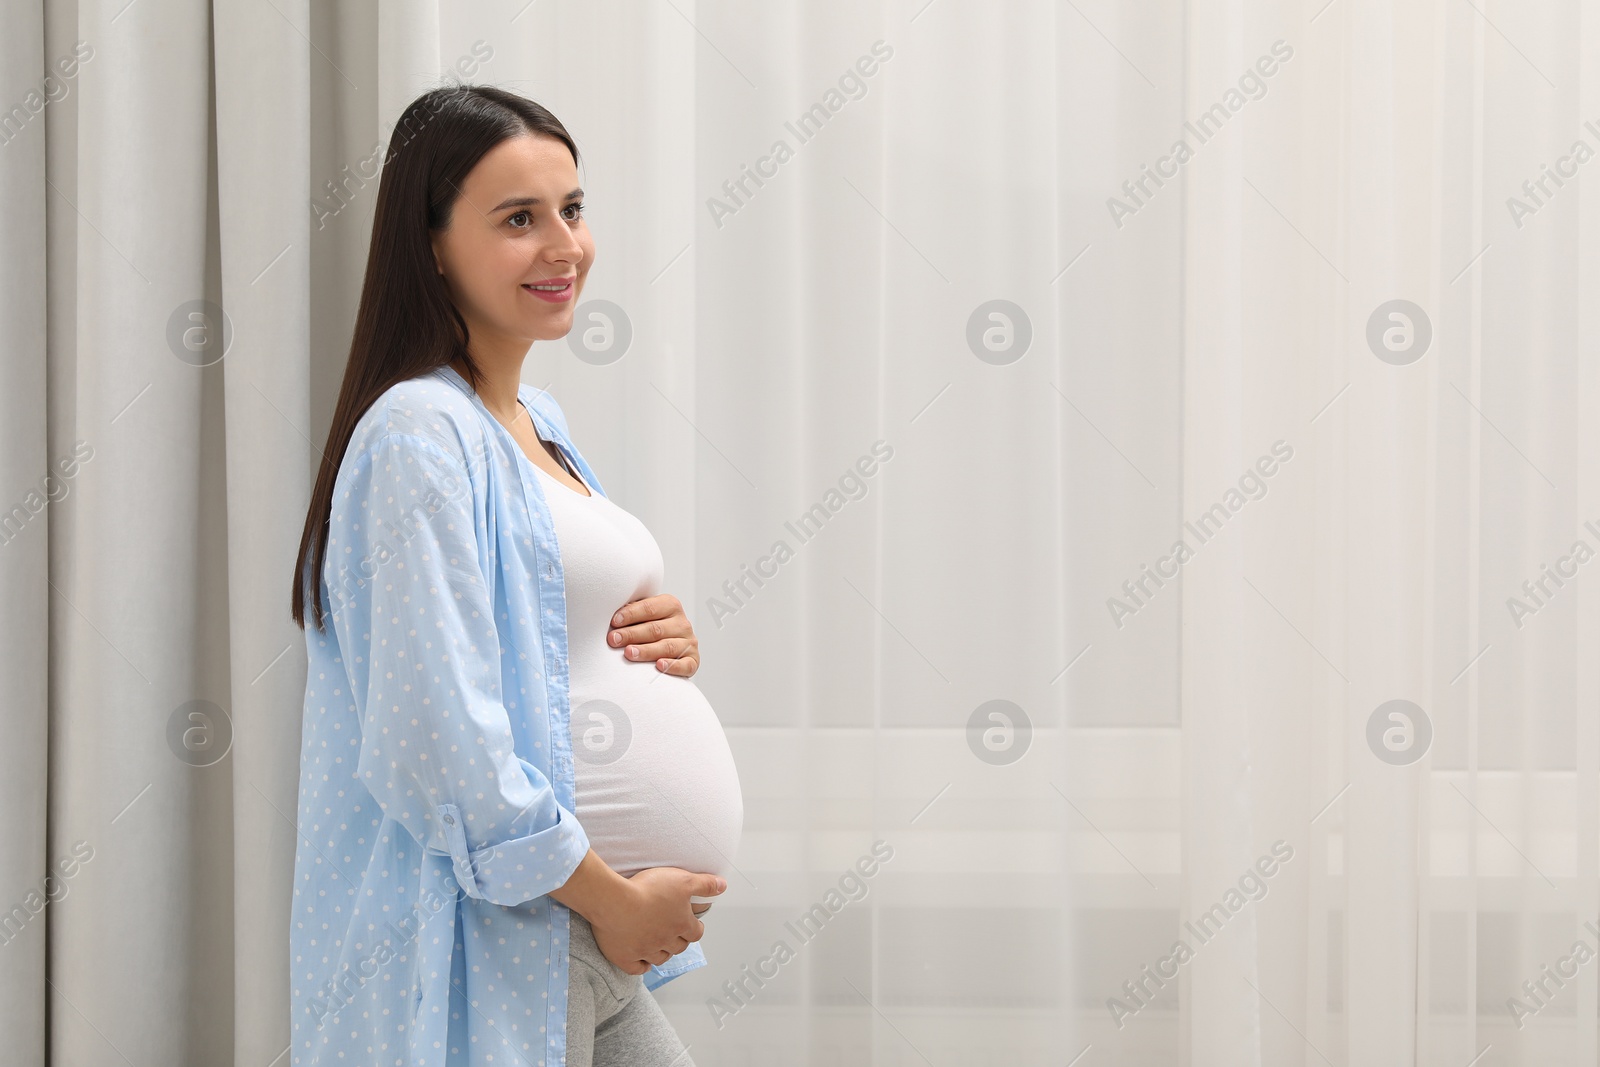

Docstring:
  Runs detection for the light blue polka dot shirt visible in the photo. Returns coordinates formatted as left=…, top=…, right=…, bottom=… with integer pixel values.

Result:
left=290, top=364, right=706, bottom=1066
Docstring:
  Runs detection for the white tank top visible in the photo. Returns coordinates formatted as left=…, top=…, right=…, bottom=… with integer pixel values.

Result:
left=531, top=460, right=743, bottom=898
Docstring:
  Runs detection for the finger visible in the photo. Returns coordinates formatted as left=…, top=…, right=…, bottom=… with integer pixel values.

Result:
left=610, top=595, right=675, bottom=628
left=619, top=636, right=692, bottom=662
left=609, top=597, right=658, bottom=628
left=610, top=617, right=690, bottom=649
left=656, top=654, right=697, bottom=677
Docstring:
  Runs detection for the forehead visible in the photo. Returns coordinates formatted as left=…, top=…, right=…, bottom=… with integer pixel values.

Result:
left=464, top=133, right=577, bottom=197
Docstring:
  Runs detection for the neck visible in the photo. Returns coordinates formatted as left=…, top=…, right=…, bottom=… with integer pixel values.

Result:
left=450, top=339, right=527, bottom=422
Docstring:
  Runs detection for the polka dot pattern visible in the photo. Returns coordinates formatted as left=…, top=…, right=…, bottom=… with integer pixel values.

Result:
left=289, top=367, right=707, bottom=1066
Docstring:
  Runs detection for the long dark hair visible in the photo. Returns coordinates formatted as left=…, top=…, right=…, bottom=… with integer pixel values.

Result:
left=291, top=85, right=579, bottom=631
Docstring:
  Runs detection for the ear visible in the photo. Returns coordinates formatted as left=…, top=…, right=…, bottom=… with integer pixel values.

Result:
left=429, top=233, right=446, bottom=276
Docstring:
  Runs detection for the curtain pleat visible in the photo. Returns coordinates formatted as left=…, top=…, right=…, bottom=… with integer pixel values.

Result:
left=213, top=0, right=311, bottom=1062
left=1, top=2, right=50, bottom=1064
left=43, top=0, right=236, bottom=1063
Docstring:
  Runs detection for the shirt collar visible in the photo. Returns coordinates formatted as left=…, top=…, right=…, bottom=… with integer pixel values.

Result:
left=431, top=363, right=559, bottom=445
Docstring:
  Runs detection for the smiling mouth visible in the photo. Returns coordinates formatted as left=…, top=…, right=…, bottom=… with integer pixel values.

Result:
left=522, top=278, right=575, bottom=302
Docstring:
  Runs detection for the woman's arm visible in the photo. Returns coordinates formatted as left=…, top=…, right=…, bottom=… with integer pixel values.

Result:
left=551, top=857, right=725, bottom=974
left=548, top=851, right=723, bottom=922
left=547, top=849, right=634, bottom=921
left=326, top=432, right=591, bottom=906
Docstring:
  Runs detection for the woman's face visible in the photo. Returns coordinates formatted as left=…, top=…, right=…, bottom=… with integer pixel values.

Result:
left=430, top=132, right=594, bottom=349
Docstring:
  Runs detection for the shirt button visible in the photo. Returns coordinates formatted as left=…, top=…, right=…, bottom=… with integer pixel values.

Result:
left=443, top=814, right=455, bottom=825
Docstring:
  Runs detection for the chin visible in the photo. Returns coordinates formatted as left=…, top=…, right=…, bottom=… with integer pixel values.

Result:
left=532, top=310, right=574, bottom=332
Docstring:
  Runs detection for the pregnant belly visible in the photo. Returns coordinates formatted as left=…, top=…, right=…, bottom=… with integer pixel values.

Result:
left=568, top=662, right=743, bottom=888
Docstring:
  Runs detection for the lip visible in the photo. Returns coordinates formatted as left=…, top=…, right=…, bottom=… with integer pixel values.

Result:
left=522, top=277, right=576, bottom=303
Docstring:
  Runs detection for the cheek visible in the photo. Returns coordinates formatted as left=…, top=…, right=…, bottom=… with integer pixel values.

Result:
left=485, top=242, right=529, bottom=282
left=463, top=244, right=524, bottom=300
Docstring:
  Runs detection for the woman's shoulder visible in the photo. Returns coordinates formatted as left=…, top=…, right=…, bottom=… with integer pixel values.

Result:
left=345, top=370, right=489, bottom=474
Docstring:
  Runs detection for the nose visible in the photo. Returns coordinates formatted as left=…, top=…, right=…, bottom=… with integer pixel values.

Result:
left=541, top=214, right=584, bottom=272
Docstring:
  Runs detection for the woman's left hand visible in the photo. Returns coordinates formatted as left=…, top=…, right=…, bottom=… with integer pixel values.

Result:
left=608, top=594, right=699, bottom=677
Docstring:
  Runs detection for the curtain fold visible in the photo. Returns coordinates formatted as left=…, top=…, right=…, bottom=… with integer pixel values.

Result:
left=1177, top=1, right=1263, bottom=1057
left=213, top=0, right=311, bottom=1061
left=1, top=3, right=50, bottom=1064
left=40, top=0, right=236, bottom=1063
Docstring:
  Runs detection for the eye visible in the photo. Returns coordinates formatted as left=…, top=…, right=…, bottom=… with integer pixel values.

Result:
left=507, top=210, right=532, bottom=229
left=562, top=202, right=586, bottom=222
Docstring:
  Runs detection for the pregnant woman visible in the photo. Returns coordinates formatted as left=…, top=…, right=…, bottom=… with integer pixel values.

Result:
left=287, top=85, right=742, bottom=1067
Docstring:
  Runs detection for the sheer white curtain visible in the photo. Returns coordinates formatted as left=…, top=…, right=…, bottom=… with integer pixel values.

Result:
left=1071, top=2, right=1597, bottom=1065
left=2, top=0, right=1594, bottom=1063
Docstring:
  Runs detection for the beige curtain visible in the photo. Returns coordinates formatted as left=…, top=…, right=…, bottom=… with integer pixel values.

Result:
left=3, top=0, right=1595, bottom=1064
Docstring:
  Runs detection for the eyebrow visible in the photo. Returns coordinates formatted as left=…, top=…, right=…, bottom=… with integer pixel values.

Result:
left=490, top=189, right=584, bottom=213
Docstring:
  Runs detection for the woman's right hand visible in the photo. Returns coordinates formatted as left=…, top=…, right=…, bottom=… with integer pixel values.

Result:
left=589, top=867, right=726, bottom=975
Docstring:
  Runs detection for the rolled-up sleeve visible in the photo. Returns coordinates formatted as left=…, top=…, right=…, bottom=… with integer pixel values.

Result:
left=326, top=431, right=590, bottom=907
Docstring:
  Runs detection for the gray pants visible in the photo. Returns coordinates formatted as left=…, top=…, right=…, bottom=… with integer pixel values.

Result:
left=565, top=909, right=696, bottom=1067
